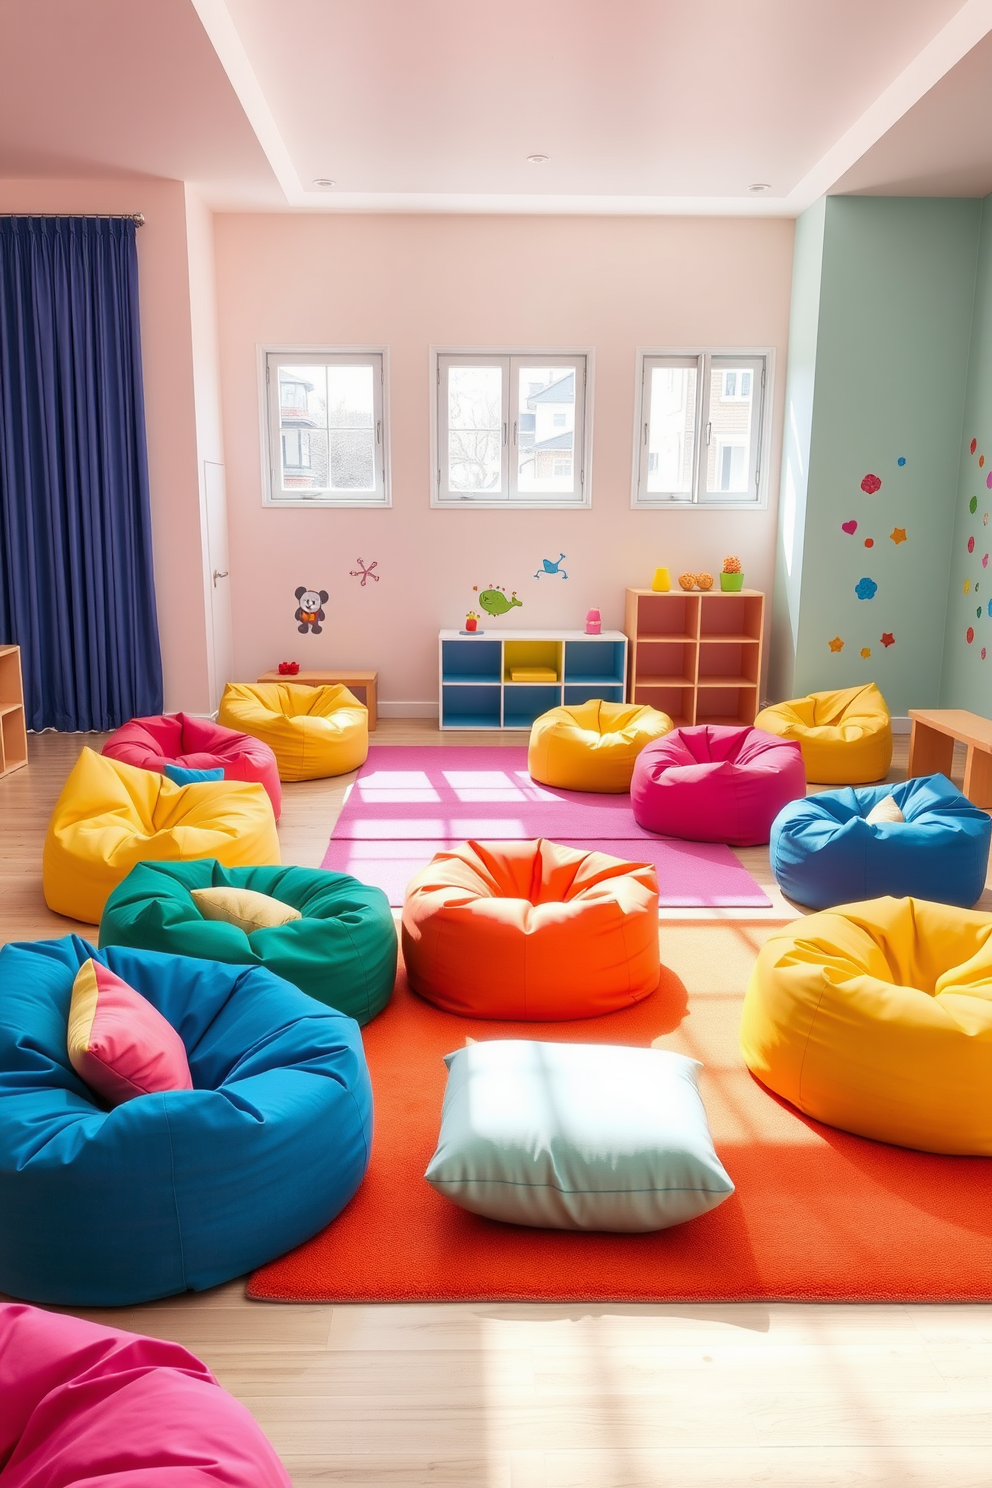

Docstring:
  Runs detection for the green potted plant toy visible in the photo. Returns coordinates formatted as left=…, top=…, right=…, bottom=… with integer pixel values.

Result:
left=720, top=555, right=744, bottom=591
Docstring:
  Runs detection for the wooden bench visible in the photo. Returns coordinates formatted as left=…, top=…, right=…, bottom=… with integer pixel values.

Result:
left=256, top=669, right=378, bottom=730
left=908, top=709, right=992, bottom=808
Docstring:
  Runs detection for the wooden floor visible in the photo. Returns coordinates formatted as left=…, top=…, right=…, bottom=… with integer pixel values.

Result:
left=1, top=726, right=988, bottom=1487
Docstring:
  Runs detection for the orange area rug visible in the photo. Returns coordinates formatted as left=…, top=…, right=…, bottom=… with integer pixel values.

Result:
left=248, top=924, right=991, bottom=1303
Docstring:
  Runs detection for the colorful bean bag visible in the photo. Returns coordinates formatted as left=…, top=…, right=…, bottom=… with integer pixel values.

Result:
left=740, top=897, right=992, bottom=1155
left=754, top=683, right=892, bottom=784
left=402, top=838, right=661, bottom=1019
left=103, top=711, right=281, bottom=817
left=0, top=935, right=372, bottom=1305
left=630, top=724, right=806, bottom=847
left=218, top=682, right=368, bottom=782
left=770, top=774, right=992, bottom=910
left=528, top=699, right=672, bottom=794
left=42, top=749, right=279, bottom=925
left=100, top=860, right=397, bottom=1025
left=0, top=1302, right=290, bottom=1487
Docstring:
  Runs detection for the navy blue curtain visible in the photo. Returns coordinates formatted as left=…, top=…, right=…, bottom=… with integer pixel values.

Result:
left=0, top=216, right=163, bottom=731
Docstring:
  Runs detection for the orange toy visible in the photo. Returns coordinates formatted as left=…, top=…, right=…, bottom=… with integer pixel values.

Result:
left=402, top=839, right=662, bottom=1020
left=678, top=572, right=697, bottom=591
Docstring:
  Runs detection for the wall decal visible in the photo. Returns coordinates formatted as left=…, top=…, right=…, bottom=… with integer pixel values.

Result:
left=294, top=587, right=328, bottom=634
left=864, top=538, right=874, bottom=548
left=855, top=577, right=877, bottom=600
left=983, top=648, right=988, bottom=660
left=880, top=632, right=895, bottom=648
left=861, top=474, right=882, bottom=494
left=984, top=554, right=989, bottom=568
left=897, top=456, right=906, bottom=467
left=971, top=438, right=977, bottom=453
left=964, top=578, right=971, bottom=594
left=841, top=520, right=858, bottom=535
left=967, top=627, right=975, bottom=644
left=534, top=553, right=568, bottom=580
left=970, top=497, right=978, bottom=513
left=860, top=648, right=871, bottom=659
left=349, top=558, right=380, bottom=587
left=828, top=636, right=844, bottom=652
left=890, top=527, right=907, bottom=545
left=968, top=536, right=975, bottom=553
left=985, top=513, right=989, bottom=525
left=987, top=472, right=992, bottom=488
left=981, top=456, right=986, bottom=467
left=473, top=585, right=523, bottom=617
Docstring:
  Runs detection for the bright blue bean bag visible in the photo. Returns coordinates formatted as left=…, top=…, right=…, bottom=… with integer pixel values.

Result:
left=769, top=773, right=991, bottom=911
left=0, top=935, right=373, bottom=1306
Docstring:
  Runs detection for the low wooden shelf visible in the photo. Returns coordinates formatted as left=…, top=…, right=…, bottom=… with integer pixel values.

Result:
left=256, top=668, right=378, bottom=730
left=624, top=588, right=764, bottom=728
left=0, top=645, right=29, bottom=778
left=438, top=629, right=628, bottom=731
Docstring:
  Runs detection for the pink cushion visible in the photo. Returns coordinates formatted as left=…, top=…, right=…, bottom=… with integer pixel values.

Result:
left=103, top=713, right=282, bottom=819
left=630, top=725, right=806, bottom=847
left=67, top=960, right=192, bottom=1106
left=0, top=1302, right=290, bottom=1487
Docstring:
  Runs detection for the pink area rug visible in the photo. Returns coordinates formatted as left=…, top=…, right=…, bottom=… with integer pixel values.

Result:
left=323, top=747, right=771, bottom=908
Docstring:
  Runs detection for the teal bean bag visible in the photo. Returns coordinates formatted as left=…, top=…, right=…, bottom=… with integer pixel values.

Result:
left=99, top=861, right=396, bottom=1025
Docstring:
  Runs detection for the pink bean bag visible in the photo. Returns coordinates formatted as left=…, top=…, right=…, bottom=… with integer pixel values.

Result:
left=0, top=1302, right=290, bottom=1487
left=630, top=724, right=806, bottom=847
left=103, top=713, right=281, bottom=818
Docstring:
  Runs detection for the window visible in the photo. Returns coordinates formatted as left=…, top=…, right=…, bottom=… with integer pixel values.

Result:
left=262, top=349, right=389, bottom=506
left=433, top=352, right=590, bottom=505
left=632, top=351, right=768, bottom=507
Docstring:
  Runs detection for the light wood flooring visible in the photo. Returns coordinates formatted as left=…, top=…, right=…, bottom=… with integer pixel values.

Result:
left=0, top=725, right=988, bottom=1487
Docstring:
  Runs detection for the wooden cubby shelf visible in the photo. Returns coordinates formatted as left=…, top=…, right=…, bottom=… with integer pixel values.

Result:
left=0, top=645, right=29, bottom=778
left=624, top=589, right=765, bottom=728
left=438, top=628, right=628, bottom=731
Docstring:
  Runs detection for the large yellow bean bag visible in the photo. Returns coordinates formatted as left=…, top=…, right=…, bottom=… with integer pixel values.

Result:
left=528, top=699, right=673, bottom=794
left=754, top=684, right=891, bottom=784
left=740, top=897, right=992, bottom=1155
left=43, top=748, right=279, bottom=925
left=218, top=683, right=368, bottom=783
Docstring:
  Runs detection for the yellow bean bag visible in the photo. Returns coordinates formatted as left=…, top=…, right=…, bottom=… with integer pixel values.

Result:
left=217, top=683, right=368, bottom=783
left=43, top=748, right=279, bottom=925
left=740, top=897, right=992, bottom=1155
left=528, top=699, right=673, bottom=794
left=754, top=683, right=891, bottom=784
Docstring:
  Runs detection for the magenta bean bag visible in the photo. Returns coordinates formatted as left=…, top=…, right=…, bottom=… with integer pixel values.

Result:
left=630, top=724, right=806, bottom=847
left=0, top=1302, right=290, bottom=1487
left=103, top=712, right=281, bottom=818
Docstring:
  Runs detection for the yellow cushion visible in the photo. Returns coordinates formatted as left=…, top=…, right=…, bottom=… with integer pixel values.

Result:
left=740, top=897, right=992, bottom=1155
left=42, top=748, right=279, bottom=925
left=528, top=699, right=673, bottom=794
left=218, top=683, right=368, bottom=783
left=191, top=885, right=301, bottom=933
left=865, top=793, right=904, bottom=825
left=754, top=684, right=892, bottom=784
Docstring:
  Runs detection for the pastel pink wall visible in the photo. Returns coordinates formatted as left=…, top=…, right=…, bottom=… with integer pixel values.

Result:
left=0, top=177, right=212, bottom=715
left=213, top=213, right=795, bottom=710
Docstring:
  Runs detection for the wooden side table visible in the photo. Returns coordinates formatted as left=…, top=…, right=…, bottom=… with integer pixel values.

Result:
left=0, top=644, right=28, bottom=777
left=256, top=669, right=378, bottom=730
left=908, top=708, right=992, bottom=808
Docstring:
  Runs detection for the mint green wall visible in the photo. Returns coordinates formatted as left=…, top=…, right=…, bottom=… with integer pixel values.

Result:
left=941, top=192, right=992, bottom=714
left=773, top=197, right=981, bottom=715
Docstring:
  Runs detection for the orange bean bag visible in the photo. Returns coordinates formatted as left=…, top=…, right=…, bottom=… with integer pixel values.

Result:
left=401, top=839, right=662, bottom=1020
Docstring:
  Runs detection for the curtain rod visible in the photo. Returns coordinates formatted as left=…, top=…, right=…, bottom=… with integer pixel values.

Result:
left=0, top=213, right=144, bottom=226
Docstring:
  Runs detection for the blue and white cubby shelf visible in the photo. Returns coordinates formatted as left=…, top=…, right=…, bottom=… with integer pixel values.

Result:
left=438, top=628, right=628, bottom=731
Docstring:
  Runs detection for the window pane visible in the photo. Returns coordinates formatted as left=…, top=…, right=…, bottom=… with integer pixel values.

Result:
left=706, top=364, right=754, bottom=494
left=330, top=430, right=375, bottom=490
left=447, top=365, right=502, bottom=492
left=647, top=364, right=696, bottom=496
left=278, top=365, right=326, bottom=491
left=516, top=365, right=575, bottom=494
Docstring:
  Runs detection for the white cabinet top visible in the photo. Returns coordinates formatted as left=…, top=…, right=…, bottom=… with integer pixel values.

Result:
left=440, top=629, right=627, bottom=642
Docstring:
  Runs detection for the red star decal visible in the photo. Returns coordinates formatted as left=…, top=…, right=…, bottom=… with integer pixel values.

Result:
left=880, top=632, right=895, bottom=648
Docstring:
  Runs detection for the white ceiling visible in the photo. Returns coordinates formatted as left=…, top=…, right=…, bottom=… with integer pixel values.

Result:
left=2, top=0, right=992, bottom=213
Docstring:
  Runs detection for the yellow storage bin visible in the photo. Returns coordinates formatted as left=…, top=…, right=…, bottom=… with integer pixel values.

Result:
left=528, top=699, right=673, bottom=794
left=218, top=683, right=368, bottom=783
left=740, top=897, right=992, bottom=1155
left=43, top=748, right=279, bottom=925
left=754, top=683, right=892, bottom=784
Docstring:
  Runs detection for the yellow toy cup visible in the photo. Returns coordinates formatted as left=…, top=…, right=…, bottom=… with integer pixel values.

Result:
left=651, top=568, right=671, bottom=592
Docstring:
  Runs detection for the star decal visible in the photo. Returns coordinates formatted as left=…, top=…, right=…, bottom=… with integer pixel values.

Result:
left=828, top=636, right=844, bottom=652
left=890, top=527, right=907, bottom=545
left=860, top=647, right=871, bottom=658
left=880, top=632, right=895, bottom=648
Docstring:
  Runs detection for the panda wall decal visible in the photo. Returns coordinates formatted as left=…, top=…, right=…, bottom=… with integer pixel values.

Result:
left=295, top=586, right=329, bottom=634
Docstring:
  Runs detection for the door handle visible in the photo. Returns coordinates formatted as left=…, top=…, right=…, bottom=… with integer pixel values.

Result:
left=212, top=570, right=229, bottom=587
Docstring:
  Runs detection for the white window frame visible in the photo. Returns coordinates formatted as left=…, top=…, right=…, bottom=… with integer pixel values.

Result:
left=430, top=347, right=593, bottom=508
left=260, top=345, right=391, bottom=508
left=631, top=348, right=772, bottom=509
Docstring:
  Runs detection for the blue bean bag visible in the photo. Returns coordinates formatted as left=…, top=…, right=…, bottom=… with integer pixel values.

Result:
left=0, top=936, right=373, bottom=1306
left=769, top=774, right=991, bottom=911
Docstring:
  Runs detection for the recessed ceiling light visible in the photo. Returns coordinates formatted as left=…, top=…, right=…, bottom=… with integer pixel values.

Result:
left=526, top=154, right=550, bottom=165
left=748, top=182, right=771, bottom=193
left=312, top=178, right=336, bottom=188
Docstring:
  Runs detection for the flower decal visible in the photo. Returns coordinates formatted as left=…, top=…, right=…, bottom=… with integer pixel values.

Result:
left=861, top=474, right=882, bottom=494
left=855, top=577, right=877, bottom=601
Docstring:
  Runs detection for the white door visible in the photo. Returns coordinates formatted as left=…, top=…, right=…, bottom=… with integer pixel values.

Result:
left=203, top=460, right=233, bottom=711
